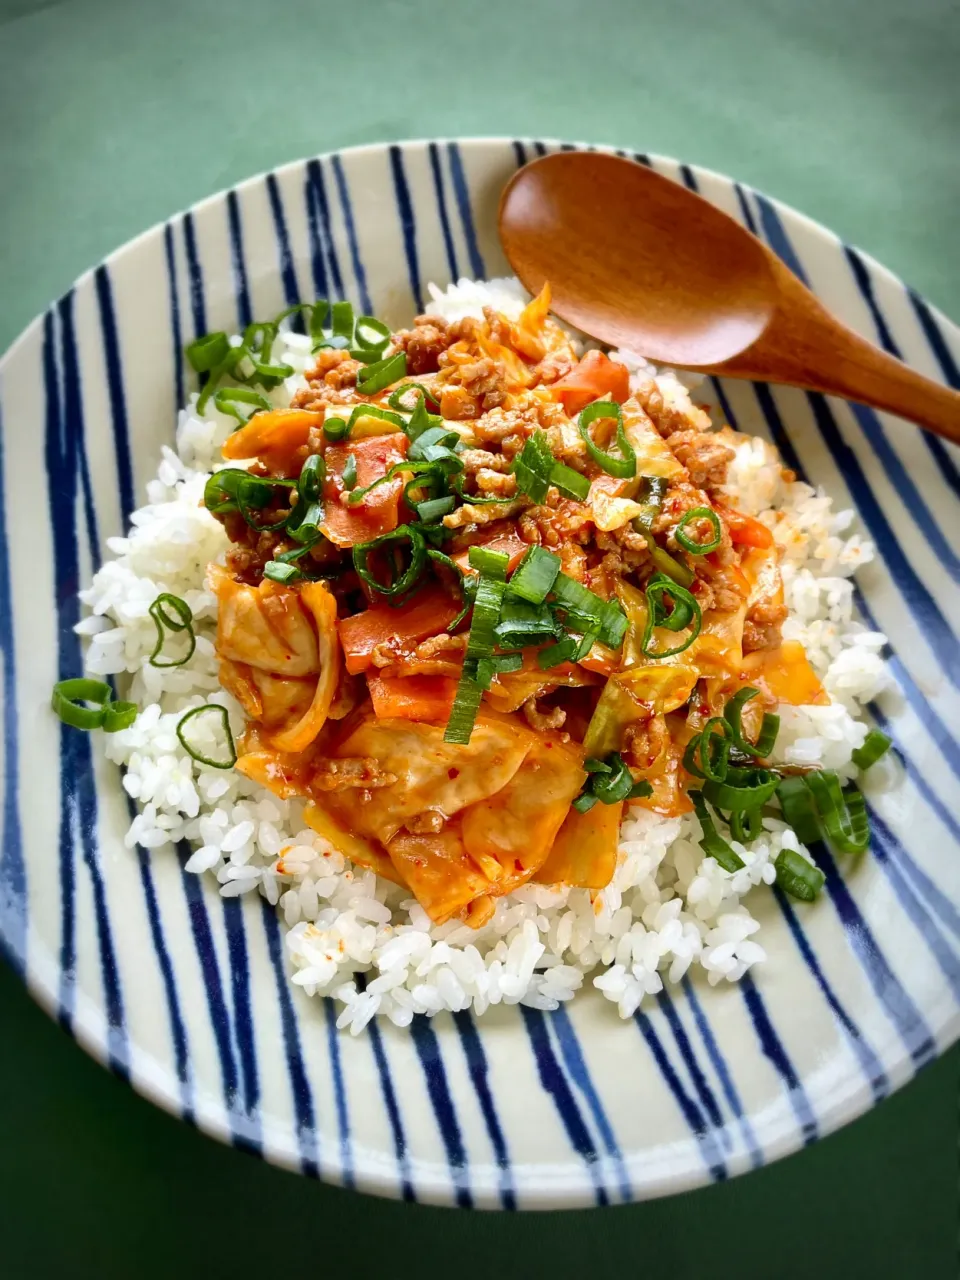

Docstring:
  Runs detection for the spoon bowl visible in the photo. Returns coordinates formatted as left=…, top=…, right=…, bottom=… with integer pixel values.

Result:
left=499, top=152, right=960, bottom=443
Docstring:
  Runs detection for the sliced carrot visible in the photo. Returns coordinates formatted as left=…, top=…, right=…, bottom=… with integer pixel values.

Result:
left=452, top=531, right=530, bottom=575
left=321, top=433, right=409, bottom=548
left=367, top=674, right=459, bottom=722
left=715, top=503, right=774, bottom=549
left=221, top=408, right=324, bottom=475
left=550, top=350, right=630, bottom=416
left=338, top=585, right=462, bottom=675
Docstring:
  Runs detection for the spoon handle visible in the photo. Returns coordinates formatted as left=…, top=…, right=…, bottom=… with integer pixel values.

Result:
left=723, top=265, right=960, bottom=445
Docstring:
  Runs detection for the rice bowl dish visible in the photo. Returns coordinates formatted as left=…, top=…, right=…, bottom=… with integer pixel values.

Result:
left=66, top=274, right=897, bottom=1034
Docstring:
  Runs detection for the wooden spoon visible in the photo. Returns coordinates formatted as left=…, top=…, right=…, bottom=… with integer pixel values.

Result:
left=499, top=152, right=960, bottom=444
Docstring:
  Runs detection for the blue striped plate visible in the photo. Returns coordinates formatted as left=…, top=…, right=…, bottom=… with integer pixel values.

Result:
left=1, top=138, right=958, bottom=1209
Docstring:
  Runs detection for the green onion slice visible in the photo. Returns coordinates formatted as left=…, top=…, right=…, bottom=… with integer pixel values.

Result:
left=330, top=301, right=355, bottom=342
left=148, top=593, right=197, bottom=669
left=214, top=386, right=272, bottom=424
left=573, top=792, right=600, bottom=814
left=723, top=686, right=780, bottom=758
left=851, top=729, right=892, bottom=771
left=346, top=403, right=407, bottom=434
left=176, top=704, right=238, bottom=770
left=629, top=780, right=654, bottom=799
left=537, top=636, right=579, bottom=669
left=729, top=805, right=764, bottom=844
left=632, top=476, right=667, bottom=533
left=683, top=718, right=731, bottom=782
left=776, top=775, right=822, bottom=847
left=298, top=453, right=325, bottom=502
left=468, top=545, right=510, bottom=578
left=774, top=848, right=825, bottom=902
left=690, top=790, right=745, bottom=873
left=578, top=401, right=636, bottom=479
left=342, top=454, right=358, bottom=490
left=509, top=545, right=562, bottom=605
left=640, top=573, right=702, bottom=658
left=511, top=430, right=556, bottom=502
left=675, top=506, right=723, bottom=555
left=186, top=331, right=230, bottom=373
left=443, top=567, right=509, bottom=744
left=591, top=752, right=635, bottom=804
left=324, top=416, right=349, bottom=442
left=353, top=315, right=391, bottom=351
left=356, top=351, right=407, bottom=395
left=804, top=770, right=870, bottom=854
left=495, top=597, right=561, bottom=648
left=702, top=767, right=779, bottom=812
left=426, top=549, right=471, bottom=631
left=102, top=700, right=138, bottom=733
left=352, top=524, right=427, bottom=598
left=409, top=424, right=461, bottom=460
left=51, top=678, right=112, bottom=731
left=550, top=574, right=627, bottom=650
left=475, top=652, right=524, bottom=689
left=387, top=382, right=442, bottom=414
left=549, top=461, right=590, bottom=502
left=416, top=495, right=456, bottom=522
left=263, top=561, right=301, bottom=583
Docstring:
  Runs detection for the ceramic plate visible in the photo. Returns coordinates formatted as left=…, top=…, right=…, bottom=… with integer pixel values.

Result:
left=1, top=139, right=958, bottom=1209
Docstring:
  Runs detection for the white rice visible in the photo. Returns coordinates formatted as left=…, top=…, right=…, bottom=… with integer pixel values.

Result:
left=78, top=277, right=891, bottom=1032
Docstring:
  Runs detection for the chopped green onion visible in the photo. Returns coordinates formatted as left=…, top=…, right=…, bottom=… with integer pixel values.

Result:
left=549, top=461, right=590, bottom=502
left=776, top=775, right=822, bottom=846
left=263, top=561, right=301, bottom=583
left=591, top=753, right=635, bottom=804
left=51, top=678, right=112, bottom=731
left=356, top=351, right=407, bottom=395
left=330, top=300, right=355, bottom=342
left=537, top=636, right=579, bottom=669
left=286, top=499, right=323, bottom=543
left=852, top=729, right=892, bottom=771
left=690, top=790, right=745, bottom=872
left=632, top=475, right=667, bottom=533
left=774, top=848, right=825, bottom=902
left=512, top=430, right=556, bottom=502
left=549, top=574, right=625, bottom=647
left=475, top=652, right=524, bottom=689
left=509, top=545, right=562, bottom=604
left=443, top=671, right=485, bottom=745
left=729, top=805, right=764, bottom=844
left=186, top=331, right=230, bottom=373
left=237, top=476, right=297, bottom=533
left=584, top=757, right=613, bottom=774
left=148, top=593, right=196, bottom=669
left=723, top=687, right=780, bottom=758
left=102, top=700, right=138, bottom=733
left=416, top=495, right=456, bottom=522
left=214, top=386, right=272, bottom=424
left=573, top=629, right=598, bottom=661
left=573, top=792, right=600, bottom=814
left=346, top=403, right=407, bottom=434
left=352, top=524, right=427, bottom=598
left=275, top=538, right=321, bottom=564
left=176, top=704, right=238, bottom=770
left=387, top=382, right=442, bottom=414
left=804, top=770, right=870, bottom=854
left=640, top=573, right=702, bottom=658
left=702, top=767, right=779, bottom=812
left=495, top=597, right=561, bottom=647
left=298, top=453, right=325, bottom=502
left=675, top=506, right=723, bottom=555
left=596, top=598, right=628, bottom=650
left=443, top=568, right=509, bottom=744
left=324, top=416, right=349, bottom=442
left=425, top=549, right=471, bottom=631
left=683, top=718, right=731, bottom=782
left=342, top=454, right=358, bottom=490
left=409, top=425, right=461, bottom=460
left=578, top=401, right=636, bottom=479
left=354, top=315, right=391, bottom=350
left=468, top=545, right=510, bottom=578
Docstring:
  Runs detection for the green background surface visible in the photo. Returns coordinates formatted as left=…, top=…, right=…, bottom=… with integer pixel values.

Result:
left=0, top=0, right=957, bottom=1275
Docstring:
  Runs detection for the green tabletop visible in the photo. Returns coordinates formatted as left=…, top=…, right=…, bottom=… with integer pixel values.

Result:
left=1, top=1, right=957, bottom=1274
